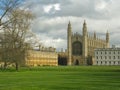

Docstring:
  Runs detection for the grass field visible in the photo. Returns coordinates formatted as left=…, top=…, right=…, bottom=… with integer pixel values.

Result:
left=0, top=66, right=120, bottom=90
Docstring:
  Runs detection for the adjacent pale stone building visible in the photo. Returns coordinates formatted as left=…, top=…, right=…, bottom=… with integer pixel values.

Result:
left=25, top=49, right=58, bottom=66
left=94, top=48, right=120, bottom=65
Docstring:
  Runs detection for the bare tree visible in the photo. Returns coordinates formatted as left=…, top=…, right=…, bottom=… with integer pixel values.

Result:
left=0, top=0, right=38, bottom=71
left=0, top=0, right=22, bottom=28
left=0, top=0, right=23, bottom=69
left=1, top=9, right=34, bottom=70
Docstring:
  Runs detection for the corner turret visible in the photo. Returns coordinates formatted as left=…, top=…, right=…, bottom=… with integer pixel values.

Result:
left=83, top=20, right=87, bottom=36
left=67, top=21, right=72, bottom=65
left=106, top=30, right=110, bottom=48
left=82, top=20, right=88, bottom=65
left=94, top=31, right=96, bottom=39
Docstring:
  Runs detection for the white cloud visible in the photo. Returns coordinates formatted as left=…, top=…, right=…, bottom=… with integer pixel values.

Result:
left=43, top=3, right=61, bottom=14
left=95, top=1, right=108, bottom=11
left=53, top=3, right=61, bottom=11
left=43, top=5, right=53, bottom=13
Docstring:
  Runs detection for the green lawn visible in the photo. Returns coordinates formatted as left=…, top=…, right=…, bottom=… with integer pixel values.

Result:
left=0, top=66, right=120, bottom=90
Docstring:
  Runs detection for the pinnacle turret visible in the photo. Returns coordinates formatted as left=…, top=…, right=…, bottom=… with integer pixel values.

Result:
left=68, top=21, right=71, bottom=30
left=94, top=31, right=96, bottom=39
left=83, top=20, right=86, bottom=26
left=67, top=21, right=72, bottom=65
left=106, top=30, right=110, bottom=48
left=83, top=20, right=87, bottom=36
left=106, top=30, right=109, bottom=41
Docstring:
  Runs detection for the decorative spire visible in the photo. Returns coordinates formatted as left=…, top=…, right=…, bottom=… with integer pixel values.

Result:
left=69, top=20, right=71, bottom=25
left=94, top=31, right=96, bottom=39
left=106, top=30, right=110, bottom=48
left=68, top=21, right=71, bottom=27
left=67, top=20, right=72, bottom=65
left=106, top=30, right=109, bottom=36
left=106, top=30, right=109, bottom=40
left=83, top=20, right=87, bottom=28
left=83, top=20, right=87, bottom=36
left=68, top=21, right=72, bottom=30
left=106, top=30, right=109, bottom=34
left=83, top=20, right=86, bottom=26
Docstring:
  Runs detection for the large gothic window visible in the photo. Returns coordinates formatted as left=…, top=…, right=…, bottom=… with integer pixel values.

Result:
left=72, top=41, right=82, bottom=56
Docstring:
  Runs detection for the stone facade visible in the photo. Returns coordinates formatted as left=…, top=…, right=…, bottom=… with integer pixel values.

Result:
left=94, top=48, right=120, bottom=65
left=25, top=50, right=58, bottom=66
left=67, top=20, right=110, bottom=65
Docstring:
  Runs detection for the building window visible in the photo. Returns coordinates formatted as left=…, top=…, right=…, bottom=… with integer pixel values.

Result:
left=118, top=61, right=120, bottom=64
left=105, top=51, right=107, bottom=54
left=118, top=56, right=119, bottom=59
left=72, top=41, right=82, bottom=55
left=101, top=52, right=102, bottom=54
left=96, top=56, right=98, bottom=59
left=109, top=61, right=111, bottom=65
left=109, top=56, right=111, bottom=59
left=96, top=52, right=98, bottom=54
left=105, top=61, right=107, bottom=64
left=114, top=61, right=115, bottom=65
left=114, top=52, right=115, bottom=54
left=118, top=52, right=119, bottom=54
left=105, top=56, right=107, bottom=59
left=97, top=61, right=98, bottom=64
left=101, top=61, right=102, bottom=64
left=113, top=56, right=116, bottom=59
left=101, top=56, right=102, bottom=59
left=109, top=52, right=111, bottom=54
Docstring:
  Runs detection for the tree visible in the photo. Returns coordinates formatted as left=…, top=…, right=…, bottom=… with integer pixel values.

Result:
left=0, top=0, right=23, bottom=70
left=0, top=0, right=36, bottom=71
left=2, top=9, right=34, bottom=70
left=0, top=0, right=22, bottom=28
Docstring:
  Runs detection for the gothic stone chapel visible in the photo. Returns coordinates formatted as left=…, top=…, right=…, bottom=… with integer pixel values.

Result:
left=67, top=20, right=109, bottom=65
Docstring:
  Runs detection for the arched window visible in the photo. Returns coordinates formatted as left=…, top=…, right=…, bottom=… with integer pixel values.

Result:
left=72, top=41, right=82, bottom=55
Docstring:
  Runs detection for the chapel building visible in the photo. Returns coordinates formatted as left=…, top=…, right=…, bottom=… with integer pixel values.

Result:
left=67, top=20, right=110, bottom=65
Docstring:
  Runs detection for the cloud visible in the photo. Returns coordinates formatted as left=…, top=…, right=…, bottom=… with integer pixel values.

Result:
left=43, top=5, right=52, bottom=13
left=54, top=4, right=61, bottom=11
left=43, top=3, right=60, bottom=14
left=21, top=0, right=120, bottom=50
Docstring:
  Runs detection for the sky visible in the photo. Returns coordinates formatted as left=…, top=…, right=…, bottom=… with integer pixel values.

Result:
left=22, top=0, right=120, bottom=51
